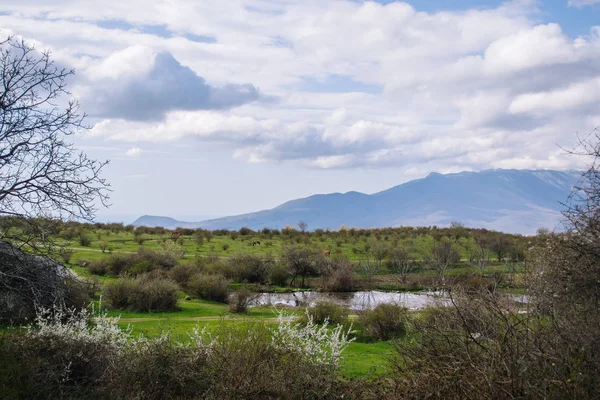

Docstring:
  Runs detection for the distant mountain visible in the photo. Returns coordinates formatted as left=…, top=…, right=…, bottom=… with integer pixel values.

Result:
left=132, top=215, right=201, bottom=229
left=132, top=169, right=581, bottom=234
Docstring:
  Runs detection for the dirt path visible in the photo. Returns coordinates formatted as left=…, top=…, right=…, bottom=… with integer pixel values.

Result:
left=116, top=316, right=294, bottom=323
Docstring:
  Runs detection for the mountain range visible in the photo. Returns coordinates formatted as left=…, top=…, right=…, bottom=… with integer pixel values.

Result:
left=132, top=169, right=581, bottom=234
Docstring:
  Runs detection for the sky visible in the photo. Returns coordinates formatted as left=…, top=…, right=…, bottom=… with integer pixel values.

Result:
left=1, top=0, right=599, bottom=223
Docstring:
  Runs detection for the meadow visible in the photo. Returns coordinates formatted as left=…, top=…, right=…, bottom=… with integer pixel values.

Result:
left=26, top=221, right=530, bottom=379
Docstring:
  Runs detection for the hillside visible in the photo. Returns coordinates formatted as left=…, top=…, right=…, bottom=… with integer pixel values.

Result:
left=132, top=169, right=580, bottom=234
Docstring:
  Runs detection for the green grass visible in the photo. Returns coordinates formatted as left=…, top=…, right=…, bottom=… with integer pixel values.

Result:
left=63, top=229, right=519, bottom=265
left=340, top=341, right=394, bottom=377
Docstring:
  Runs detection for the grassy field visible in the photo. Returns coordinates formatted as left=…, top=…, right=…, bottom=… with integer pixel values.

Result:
left=12, top=223, right=531, bottom=379
left=59, top=227, right=526, bottom=264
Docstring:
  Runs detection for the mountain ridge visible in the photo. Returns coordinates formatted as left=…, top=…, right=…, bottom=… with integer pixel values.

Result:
left=132, top=169, right=581, bottom=234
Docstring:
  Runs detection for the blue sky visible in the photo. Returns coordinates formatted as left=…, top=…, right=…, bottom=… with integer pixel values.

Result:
left=0, top=0, right=598, bottom=222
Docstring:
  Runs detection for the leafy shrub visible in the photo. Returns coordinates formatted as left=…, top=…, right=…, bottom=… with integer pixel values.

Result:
left=87, top=248, right=179, bottom=277
left=360, top=303, right=408, bottom=340
left=270, top=261, right=289, bottom=286
left=78, top=233, right=92, bottom=246
left=239, top=226, right=252, bottom=236
left=303, top=301, right=348, bottom=326
left=224, top=253, right=272, bottom=283
left=188, top=274, right=229, bottom=303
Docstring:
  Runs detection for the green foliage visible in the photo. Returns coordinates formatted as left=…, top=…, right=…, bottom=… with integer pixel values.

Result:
left=103, top=275, right=179, bottom=312
left=303, top=301, right=349, bottom=326
left=188, top=274, right=230, bottom=303
left=78, top=233, right=92, bottom=247
left=360, top=303, right=408, bottom=340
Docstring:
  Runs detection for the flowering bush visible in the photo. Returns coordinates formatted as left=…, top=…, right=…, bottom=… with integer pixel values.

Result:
left=271, top=310, right=354, bottom=370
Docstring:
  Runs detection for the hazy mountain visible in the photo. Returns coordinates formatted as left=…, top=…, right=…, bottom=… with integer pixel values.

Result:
left=132, top=215, right=201, bottom=229
left=132, top=169, right=581, bottom=234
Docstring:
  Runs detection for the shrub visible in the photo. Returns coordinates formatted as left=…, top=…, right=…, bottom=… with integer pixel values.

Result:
left=104, top=276, right=179, bottom=312
left=239, top=226, right=252, bottom=236
left=0, top=306, right=354, bottom=399
left=130, top=276, right=179, bottom=312
left=222, top=243, right=230, bottom=251
left=224, top=253, right=271, bottom=283
left=322, top=259, right=356, bottom=292
left=303, top=301, right=349, bottom=326
left=188, top=274, right=230, bottom=303
left=87, top=248, right=179, bottom=277
left=270, top=261, right=289, bottom=286
left=59, top=247, right=74, bottom=264
left=103, top=278, right=137, bottom=309
left=360, top=303, right=408, bottom=340
left=169, top=263, right=197, bottom=290
left=228, top=289, right=254, bottom=313
left=78, top=233, right=92, bottom=247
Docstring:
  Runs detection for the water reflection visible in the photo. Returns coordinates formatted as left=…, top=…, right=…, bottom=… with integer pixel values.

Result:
left=251, top=291, right=450, bottom=311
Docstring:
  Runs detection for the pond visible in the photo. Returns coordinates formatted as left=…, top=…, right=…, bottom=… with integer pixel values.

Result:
left=250, top=291, right=451, bottom=311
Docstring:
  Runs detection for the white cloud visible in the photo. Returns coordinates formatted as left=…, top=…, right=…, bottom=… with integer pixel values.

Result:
left=1, top=0, right=597, bottom=172
left=125, top=147, right=143, bottom=157
left=77, top=46, right=260, bottom=120
left=568, top=0, right=600, bottom=7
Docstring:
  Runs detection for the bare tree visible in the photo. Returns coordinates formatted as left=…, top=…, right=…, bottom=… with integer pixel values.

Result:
left=469, top=232, right=490, bottom=275
left=298, top=221, right=307, bottom=233
left=386, top=246, right=415, bottom=283
left=0, top=36, right=109, bottom=251
left=0, top=36, right=108, bottom=321
left=430, top=237, right=460, bottom=287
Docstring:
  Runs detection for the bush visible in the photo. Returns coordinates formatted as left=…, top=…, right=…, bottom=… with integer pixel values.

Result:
left=169, top=263, right=197, bottom=289
left=130, top=276, right=179, bottom=313
left=87, top=248, right=179, bottom=277
left=303, top=301, right=348, bottom=326
left=188, top=274, right=230, bottom=303
left=104, top=276, right=179, bottom=312
left=224, top=253, right=272, bottom=283
left=270, top=261, right=289, bottom=286
left=78, top=233, right=92, bottom=246
left=0, top=306, right=354, bottom=399
left=360, top=303, right=408, bottom=340
left=228, top=289, right=254, bottom=313
left=322, top=259, right=356, bottom=292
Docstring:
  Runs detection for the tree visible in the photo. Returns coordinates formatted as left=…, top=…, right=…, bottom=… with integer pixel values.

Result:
left=0, top=36, right=108, bottom=321
left=470, top=232, right=490, bottom=275
left=429, top=237, right=459, bottom=286
left=298, top=221, right=307, bottom=233
left=0, top=36, right=108, bottom=250
left=489, top=234, right=510, bottom=262
left=282, top=245, right=323, bottom=287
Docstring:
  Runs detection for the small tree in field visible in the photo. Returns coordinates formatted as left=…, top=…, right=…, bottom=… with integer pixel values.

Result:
left=298, top=221, right=308, bottom=233
left=470, top=232, right=490, bottom=275
left=429, top=237, right=460, bottom=287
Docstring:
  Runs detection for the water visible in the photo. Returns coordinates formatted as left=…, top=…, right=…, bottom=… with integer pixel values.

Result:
left=251, top=291, right=450, bottom=311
